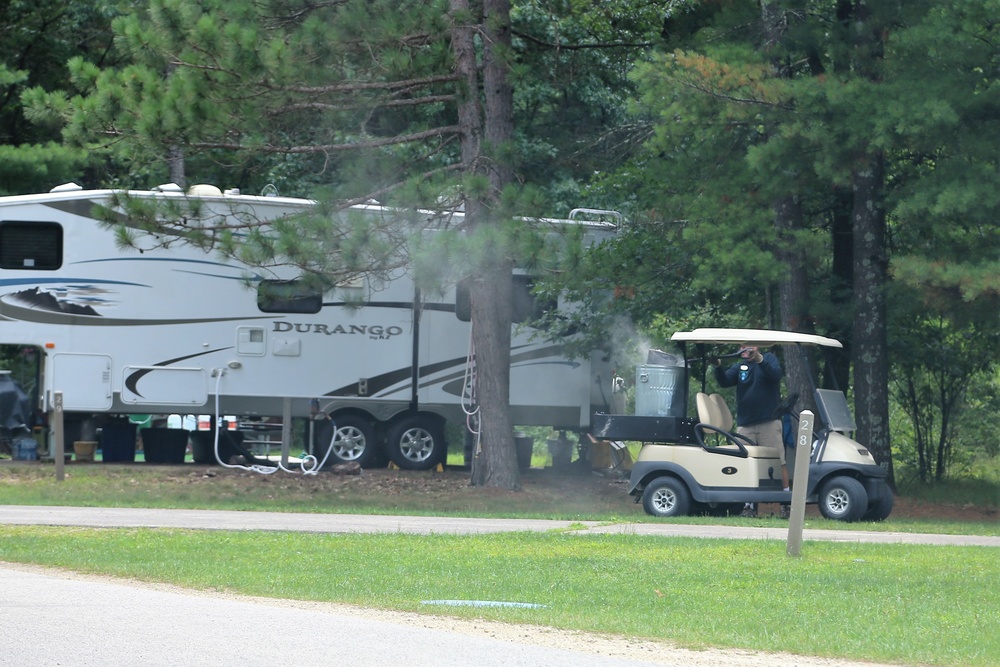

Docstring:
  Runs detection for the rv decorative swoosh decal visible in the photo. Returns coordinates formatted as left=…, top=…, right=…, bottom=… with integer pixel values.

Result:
left=323, top=344, right=577, bottom=398
left=6, top=286, right=105, bottom=316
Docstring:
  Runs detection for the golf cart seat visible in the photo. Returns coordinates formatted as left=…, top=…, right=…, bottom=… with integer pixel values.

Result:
left=694, top=393, right=783, bottom=459
left=694, top=393, right=751, bottom=458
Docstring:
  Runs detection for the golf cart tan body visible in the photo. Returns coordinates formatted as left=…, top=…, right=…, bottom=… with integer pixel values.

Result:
left=597, top=328, right=893, bottom=522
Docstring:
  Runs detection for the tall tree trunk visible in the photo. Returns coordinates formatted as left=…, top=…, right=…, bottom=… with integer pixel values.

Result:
left=760, top=2, right=814, bottom=411
left=470, top=0, right=517, bottom=489
left=850, top=0, right=894, bottom=489
left=827, top=188, right=853, bottom=391
left=451, top=0, right=519, bottom=489
left=852, top=154, right=894, bottom=488
left=450, top=0, right=481, bottom=166
left=470, top=264, right=516, bottom=488
left=774, top=195, right=815, bottom=413
left=482, top=0, right=514, bottom=190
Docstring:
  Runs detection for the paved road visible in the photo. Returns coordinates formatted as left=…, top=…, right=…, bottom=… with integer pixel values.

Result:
left=1, top=504, right=998, bottom=546
left=1, top=565, right=674, bottom=667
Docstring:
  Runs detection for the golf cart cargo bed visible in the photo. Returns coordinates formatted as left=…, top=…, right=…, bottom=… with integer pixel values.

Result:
left=592, top=413, right=696, bottom=443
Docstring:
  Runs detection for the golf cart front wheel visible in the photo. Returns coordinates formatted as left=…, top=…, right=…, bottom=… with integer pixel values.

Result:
left=818, top=476, right=868, bottom=522
left=641, top=477, right=691, bottom=518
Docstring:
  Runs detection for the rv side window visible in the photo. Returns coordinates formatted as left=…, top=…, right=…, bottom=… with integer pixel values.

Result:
left=0, top=221, right=62, bottom=270
left=454, top=275, right=554, bottom=324
left=257, top=280, right=322, bottom=314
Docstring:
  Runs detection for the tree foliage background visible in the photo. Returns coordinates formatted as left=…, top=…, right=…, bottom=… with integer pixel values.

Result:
left=3, top=0, right=998, bottom=488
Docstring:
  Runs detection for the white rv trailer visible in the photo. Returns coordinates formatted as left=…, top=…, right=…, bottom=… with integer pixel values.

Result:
left=0, top=183, right=617, bottom=469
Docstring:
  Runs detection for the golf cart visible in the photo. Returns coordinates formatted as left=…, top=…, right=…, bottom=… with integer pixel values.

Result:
left=593, top=328, right=893, bottom=522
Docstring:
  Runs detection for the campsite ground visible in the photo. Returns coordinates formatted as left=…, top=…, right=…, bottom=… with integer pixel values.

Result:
left=1, top=459, right=995, bottom=524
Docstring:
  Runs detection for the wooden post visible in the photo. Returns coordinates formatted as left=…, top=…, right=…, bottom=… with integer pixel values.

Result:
left=786, top=409, right=813, bottom=556
left=53, top=391, right=65, bottom=482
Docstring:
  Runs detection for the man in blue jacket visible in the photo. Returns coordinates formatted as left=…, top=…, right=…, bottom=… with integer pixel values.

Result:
left=713, top=345, right=787, bottom=517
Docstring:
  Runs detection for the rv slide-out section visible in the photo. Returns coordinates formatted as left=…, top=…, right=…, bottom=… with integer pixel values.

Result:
left=0, top=184, right=616, bottom=469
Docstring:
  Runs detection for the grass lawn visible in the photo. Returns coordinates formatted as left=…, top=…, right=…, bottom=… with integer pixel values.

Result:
left=0, top=525, right=996, bottom=666
left=0, top=461, right=997, bottom=665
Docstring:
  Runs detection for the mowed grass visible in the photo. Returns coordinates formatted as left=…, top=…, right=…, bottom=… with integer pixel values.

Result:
left=0, top=525, right=996, bottom=666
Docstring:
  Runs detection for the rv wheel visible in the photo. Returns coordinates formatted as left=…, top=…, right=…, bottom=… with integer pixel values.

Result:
left=328, top=415, right=380, bottom=468
left=817, top=476, right=868, bottom=522
left=387, top=416, right=446, bottom=471
left=641, top=477, right=691, bottom=518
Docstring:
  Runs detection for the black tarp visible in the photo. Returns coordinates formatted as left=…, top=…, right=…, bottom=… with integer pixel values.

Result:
left=0, top=374, right=31, bottom=434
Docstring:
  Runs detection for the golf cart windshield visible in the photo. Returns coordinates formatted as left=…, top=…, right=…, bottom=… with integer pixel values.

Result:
left=815, top=388, right=858, bottom=432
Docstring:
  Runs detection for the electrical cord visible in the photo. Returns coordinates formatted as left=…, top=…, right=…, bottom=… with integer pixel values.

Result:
left=461, top=328, right=481, bottom=457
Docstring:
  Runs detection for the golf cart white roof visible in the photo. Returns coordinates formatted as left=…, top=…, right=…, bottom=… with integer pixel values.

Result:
left=670, top=328, right=843, bottom=348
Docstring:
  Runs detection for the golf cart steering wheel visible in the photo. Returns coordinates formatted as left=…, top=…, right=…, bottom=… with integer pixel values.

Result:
left=774, top=393, right=799, bottom=417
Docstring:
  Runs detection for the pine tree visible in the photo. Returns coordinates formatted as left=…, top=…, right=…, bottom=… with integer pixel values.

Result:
left=31, top=0, right=532, bottom=489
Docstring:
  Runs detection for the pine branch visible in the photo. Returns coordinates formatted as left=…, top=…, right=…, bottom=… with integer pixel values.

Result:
left=271, top=94, right=456, bottom=115
left=90, top=125, right=465, bottom=154
left=512, top=29, right=654, bottom=51
left=268, top=74, right=459, bottom=95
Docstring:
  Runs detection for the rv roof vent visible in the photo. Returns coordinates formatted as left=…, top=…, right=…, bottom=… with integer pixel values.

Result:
left=224, top=188, right=241, bottom=196
left=187, top=184, right=223, bottom=197
left=49, top=182, right=83, bottom=193
left=154, top=182, right=184, bottom=193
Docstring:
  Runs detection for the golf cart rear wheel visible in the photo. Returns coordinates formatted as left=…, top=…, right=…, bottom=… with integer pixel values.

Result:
left=641, top=477, right=691, bottom=518
left=818, top=476, right=868, bottom=522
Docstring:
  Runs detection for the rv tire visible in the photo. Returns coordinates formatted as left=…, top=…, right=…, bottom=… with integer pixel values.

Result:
left=329, top=415, right=380, bottom=468
left=387, top=416, right=446, bottom=471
